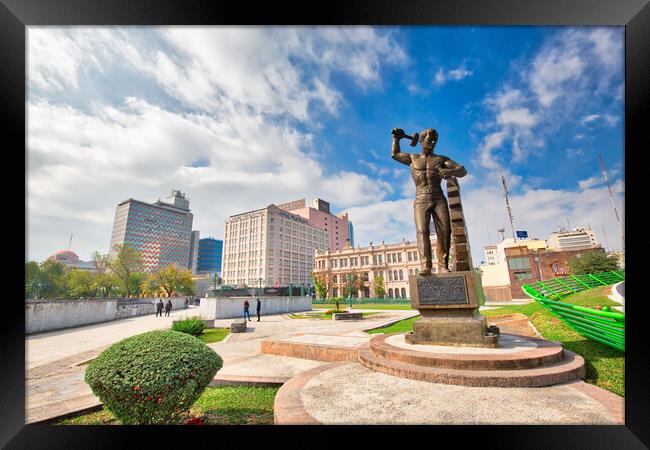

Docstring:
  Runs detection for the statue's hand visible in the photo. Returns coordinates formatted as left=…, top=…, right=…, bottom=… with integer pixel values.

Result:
left=391, top=128, right=406, bottom=140
left=438, top=168, right=454, bottom=179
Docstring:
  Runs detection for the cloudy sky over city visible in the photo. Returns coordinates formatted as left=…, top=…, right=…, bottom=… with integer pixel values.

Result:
left=27, top=26, right=624, bottom=265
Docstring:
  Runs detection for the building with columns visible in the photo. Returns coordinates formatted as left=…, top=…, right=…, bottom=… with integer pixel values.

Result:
left=313, top=238, right=439, bottom=299
left=222, top=204, right=328, bottom=288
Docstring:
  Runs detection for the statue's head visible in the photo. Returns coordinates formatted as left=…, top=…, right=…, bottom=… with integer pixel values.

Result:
left=419, top=128, right=438, bottom=155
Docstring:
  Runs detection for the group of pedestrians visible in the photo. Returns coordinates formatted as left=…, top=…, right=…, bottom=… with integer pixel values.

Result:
left=244, top=297, right=262, bottom=322
left=155, top=298, right=173, bottom=317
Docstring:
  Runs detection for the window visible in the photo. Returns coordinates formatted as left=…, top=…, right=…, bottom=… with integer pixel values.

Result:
left=399, top=270, right=403, bottom=281
left=508, top=257, right=531, bottom=270
left=394, top=289, right=400, bottom=299
left=388, top=271, right=393, bottom=281
left=514, top=271, right=533, bottom=280
left=388, top=288, right=393, bottom=298
left=397, top=253, right=402, bottom=262
left=401, top=288, right=407, bottom=298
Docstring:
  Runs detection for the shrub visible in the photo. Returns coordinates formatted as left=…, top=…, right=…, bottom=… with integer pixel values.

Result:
left=172, top=317, right=206, bottom=336
left=85, top=330, right=222, bottom=424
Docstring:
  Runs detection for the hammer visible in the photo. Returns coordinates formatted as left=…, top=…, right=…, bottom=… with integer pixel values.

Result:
left=391, top=128, right=420, bottom=147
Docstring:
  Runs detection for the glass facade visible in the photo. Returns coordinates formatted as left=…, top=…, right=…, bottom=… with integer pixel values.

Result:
left=197, top=237, right=223, bottom=275
left=109, top=199, right=193, bottom=272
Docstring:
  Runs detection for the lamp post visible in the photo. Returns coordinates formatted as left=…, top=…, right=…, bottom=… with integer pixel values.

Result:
left=289, top=282, right=293, bottom=299
left=346, top=273, right=354, bottom=310
left=258, top=278, right=263, bottom=298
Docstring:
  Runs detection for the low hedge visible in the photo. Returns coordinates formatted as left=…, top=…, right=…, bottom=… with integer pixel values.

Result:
left=85, top=330, right=223, bottom=424
left=172, top=317, right=206, bottom=336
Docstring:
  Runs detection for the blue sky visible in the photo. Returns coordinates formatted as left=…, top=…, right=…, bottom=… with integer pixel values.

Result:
left=27, top=26, right=624, bottom=265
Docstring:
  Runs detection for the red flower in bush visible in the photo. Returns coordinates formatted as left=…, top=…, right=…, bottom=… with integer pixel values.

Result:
left=156, top=396, right=163, bottom=404
left=145, top=395, right=153, bottom=401
left=184, top=417, right=205, bottom=425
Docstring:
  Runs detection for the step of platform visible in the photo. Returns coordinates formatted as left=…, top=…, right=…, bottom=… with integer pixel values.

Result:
left=369, top=333, right=566, bottom=370
left=357, top=340, right=585, bottom=388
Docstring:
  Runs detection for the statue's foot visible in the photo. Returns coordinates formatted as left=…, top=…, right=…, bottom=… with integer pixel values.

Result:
left=419, top=268, right=432, bottom=276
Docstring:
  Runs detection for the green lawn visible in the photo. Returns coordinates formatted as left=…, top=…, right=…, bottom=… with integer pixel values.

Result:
left=197, top=328, right=230, bottom=344
left=367, top=286, right=625, bottom=397
left=56, top=386, right=279, bottom=425
left=313, top=303, right=413, bottom=310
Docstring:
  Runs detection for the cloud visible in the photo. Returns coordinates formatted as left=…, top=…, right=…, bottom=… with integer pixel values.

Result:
left=434, top=65, right=473, bottom=86
left=471, top=28, right=622, bottom=173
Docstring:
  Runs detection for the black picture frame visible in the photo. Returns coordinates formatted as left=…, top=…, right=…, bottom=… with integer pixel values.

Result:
left=3, top=0, right=647, bottom=447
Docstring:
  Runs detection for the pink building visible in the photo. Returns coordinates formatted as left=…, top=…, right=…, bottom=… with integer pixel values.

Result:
left=277, top=198, right=351, bottom=251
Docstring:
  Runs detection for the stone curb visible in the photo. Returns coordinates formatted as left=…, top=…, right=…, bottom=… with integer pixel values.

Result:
left=358, top=343, right=586, bottom=388
left=360, top=312, right=420, bottom=333
left=368, top=333, right=565, bottom=370
left=274, top=362, right=351, bottom=424
left=565, top=380, right=624, bottom=424
left=260, top=338, right=361, bottom=362
left=210, top=374, right=289, bottom=388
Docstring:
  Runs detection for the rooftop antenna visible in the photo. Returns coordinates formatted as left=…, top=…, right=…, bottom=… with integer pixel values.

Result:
left=486, top=225, right=492, bottom=246
left=68, top=234, right=73, bottom=250
left=497, top=228, right=505, bottom=242
left=566, top=218, right=571, bottom=230
left=500, top=175, right=516, bottom=241
left=598, top=154, right=624, bottom=252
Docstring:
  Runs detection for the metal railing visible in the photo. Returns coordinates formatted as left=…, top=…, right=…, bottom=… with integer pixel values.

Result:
left=521, top=270, right=625, bottom=351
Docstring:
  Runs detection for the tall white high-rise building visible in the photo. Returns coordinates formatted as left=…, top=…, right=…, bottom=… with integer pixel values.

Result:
left=221, top=204, right=328, bottom=287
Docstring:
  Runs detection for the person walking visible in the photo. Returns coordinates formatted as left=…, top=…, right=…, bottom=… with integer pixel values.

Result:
left=243, top=299, right=252, bottom=321
left=156, top=298, right=164, bottom=317
left=165, top=299, right=172, bottom=317
left=256, top=297, right=262, bottom=322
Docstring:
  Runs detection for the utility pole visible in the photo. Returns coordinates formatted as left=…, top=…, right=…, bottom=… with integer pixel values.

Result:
left=598, top=154, right=624, bottom=252
left=500, top=175, right=516, bottom=241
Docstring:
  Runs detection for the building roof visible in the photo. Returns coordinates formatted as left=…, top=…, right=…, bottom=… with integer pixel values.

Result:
left=49, top=250, right=79, bottom=262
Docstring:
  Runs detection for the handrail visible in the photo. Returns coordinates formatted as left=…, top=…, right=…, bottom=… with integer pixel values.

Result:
left=522, top=271, right=625, bottom=352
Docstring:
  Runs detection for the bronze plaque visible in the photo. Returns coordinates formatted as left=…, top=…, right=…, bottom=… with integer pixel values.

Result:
left=417, top=275, right=468, bottom=305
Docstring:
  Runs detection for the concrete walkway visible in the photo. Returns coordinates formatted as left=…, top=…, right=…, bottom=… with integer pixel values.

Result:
left=25, top=308, right=418, bottom=423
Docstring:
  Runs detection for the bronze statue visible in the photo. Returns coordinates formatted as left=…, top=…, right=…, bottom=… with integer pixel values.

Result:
left=391, top=128, right=467, bottom=275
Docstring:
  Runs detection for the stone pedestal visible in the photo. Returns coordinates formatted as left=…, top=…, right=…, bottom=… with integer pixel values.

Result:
left=406, top=271, right=498, bottom=348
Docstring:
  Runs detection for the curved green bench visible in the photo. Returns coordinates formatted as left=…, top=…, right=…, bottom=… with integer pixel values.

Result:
left=521, top=271, right=625, bottom=352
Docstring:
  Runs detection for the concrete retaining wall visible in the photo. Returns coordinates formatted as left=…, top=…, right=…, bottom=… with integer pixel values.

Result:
left=26, top=297, right=190, bottom=334
left=199, top=296, right=312, bottom=320
left=26, top=299, right=117, bottom=334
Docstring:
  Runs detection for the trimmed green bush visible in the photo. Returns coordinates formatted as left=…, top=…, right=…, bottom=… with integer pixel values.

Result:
left=172, top=317, right=206, bottom=336
left=85, top=330, right=222, bottom=424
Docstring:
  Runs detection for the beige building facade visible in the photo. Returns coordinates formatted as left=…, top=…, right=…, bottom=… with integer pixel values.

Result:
left=313, top=238, right=439, bottom=299
left=222, top=204, right=328, bottom=288
left=277, top=198, right=351, bottom=252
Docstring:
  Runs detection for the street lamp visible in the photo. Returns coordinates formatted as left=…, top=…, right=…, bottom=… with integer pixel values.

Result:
left=258, top=278, right=263, bottom=298
left=289, top=282, right=293, bottom=299
left=346, top=273, right=354, bottom=310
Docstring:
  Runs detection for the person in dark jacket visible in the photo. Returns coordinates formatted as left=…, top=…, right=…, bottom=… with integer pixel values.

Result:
left=243, top=299, right=252, bottom=321
left=164, top=299, right=172, bottom=317
left=156, top=298, right=164, bottom=317
left=256, top=297, right=262, bottom=322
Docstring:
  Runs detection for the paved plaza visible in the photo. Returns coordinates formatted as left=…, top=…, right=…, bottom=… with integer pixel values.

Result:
left=25, top=307, right=418, bottom=423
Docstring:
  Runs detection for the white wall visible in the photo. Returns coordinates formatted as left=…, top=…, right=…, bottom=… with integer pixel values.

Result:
left=25, top=297, right=190, bottom=334
left=26, top=299, right=117, bottom=334
left=199, top=296, right=312, bottom=320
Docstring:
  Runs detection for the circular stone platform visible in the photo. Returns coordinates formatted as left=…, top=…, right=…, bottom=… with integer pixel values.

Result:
left=357, top=333, right=585, bottom=387
left=274, top=362, right=623, bottom=425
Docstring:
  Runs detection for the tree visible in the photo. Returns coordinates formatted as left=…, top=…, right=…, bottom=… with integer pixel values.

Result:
left=373, top=274, right=386, bottom=299
left=106, top=243, right=143, bottom=298
left=343, top=270, right=363, bottom=298
left=128, top=272, right=147, bottom=297
left=68, top=270, right=97, bottom=299
left=25, top=261, right=42, bottom=299
left=569, top=251, right=620, bottom=275
left=312, top=269, right=334, bottom=299
left=37, top=260, right=69, bottom=298
left=144, top=264, right=194, bottom=297
left=93, top=272, right=118, bottom=298
left=91, top=251, right=109, bottom=273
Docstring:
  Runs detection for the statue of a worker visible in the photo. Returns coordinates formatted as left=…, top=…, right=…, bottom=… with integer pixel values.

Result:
left=391, top=128, right=467, bottom=275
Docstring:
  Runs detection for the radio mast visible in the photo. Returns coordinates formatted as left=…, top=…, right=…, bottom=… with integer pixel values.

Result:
left=501, top=175, right=516, bottom=241
left=598, top=154, right=624, bottom=252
